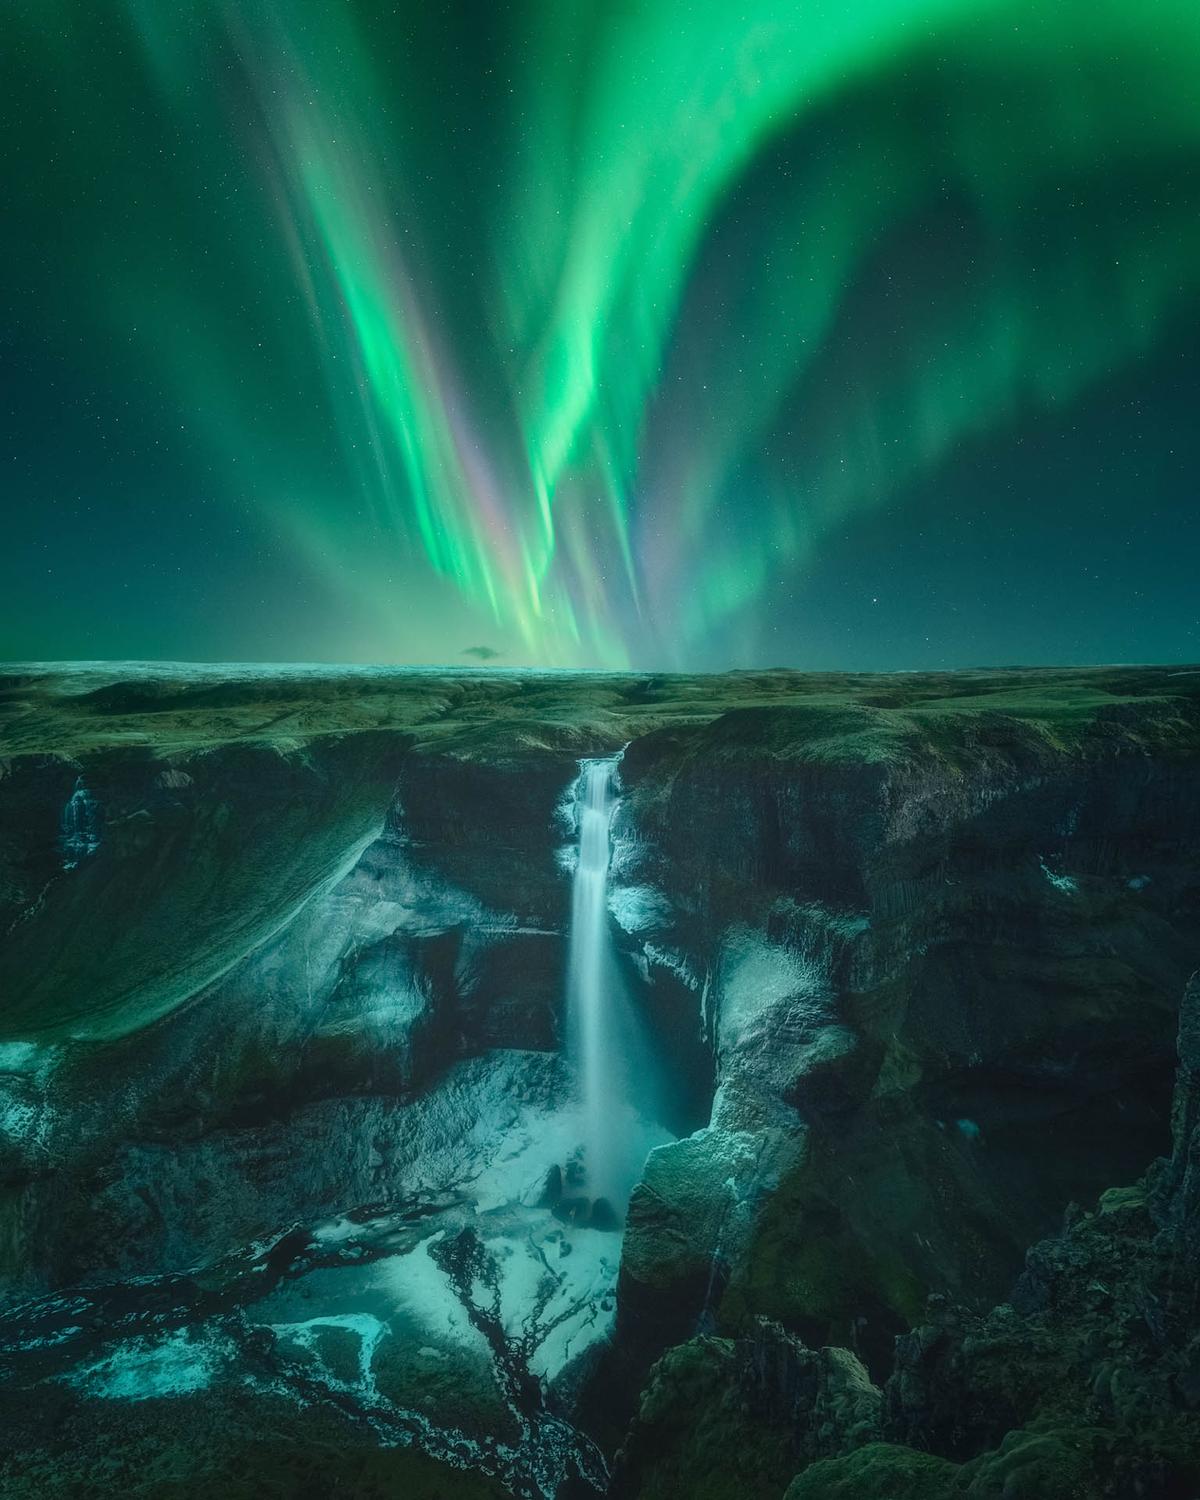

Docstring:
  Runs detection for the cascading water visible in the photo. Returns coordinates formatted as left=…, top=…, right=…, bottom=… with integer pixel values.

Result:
left=60, top=777, right=100, bottom=870
left=565, top=754, right=663, bottom=1216
left=568, top=757, right=621, bottom=1210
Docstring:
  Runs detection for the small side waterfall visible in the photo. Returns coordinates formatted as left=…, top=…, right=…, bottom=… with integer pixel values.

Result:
left=565, top=754, right=661, bottom=1216
left=60, top=777, right=100, bottom=869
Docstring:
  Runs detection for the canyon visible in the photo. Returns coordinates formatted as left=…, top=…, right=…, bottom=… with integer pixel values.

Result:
left=1, top=662, right=1198, bottom=1497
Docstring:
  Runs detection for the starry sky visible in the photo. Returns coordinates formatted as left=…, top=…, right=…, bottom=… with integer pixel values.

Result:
left=3, top=0, right=1198, bottom=670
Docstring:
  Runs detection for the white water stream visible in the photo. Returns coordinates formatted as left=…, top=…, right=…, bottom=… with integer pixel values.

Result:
left=565, top=755, right=662, bottom=1213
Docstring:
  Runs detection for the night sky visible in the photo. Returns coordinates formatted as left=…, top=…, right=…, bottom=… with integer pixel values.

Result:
left=3, top=1, right=1198, bottom=670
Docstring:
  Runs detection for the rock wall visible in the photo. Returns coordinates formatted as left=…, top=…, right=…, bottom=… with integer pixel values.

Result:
left=607, top=700, right=1200, bottom=1399
left=603, top=974, right=1200, bottom=1499
left=0, top=743, right=588, bottom=1294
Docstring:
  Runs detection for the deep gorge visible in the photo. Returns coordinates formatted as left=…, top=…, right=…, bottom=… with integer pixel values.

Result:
left=2, top=663, right=1199, bottom=1498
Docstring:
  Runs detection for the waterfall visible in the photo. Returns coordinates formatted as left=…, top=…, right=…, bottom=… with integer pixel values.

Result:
left=565, top=754, right=660, bottom=1216
left=61, top=777, right=101, bottom=869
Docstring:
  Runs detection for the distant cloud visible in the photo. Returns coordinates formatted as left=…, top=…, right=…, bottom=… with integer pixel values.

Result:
left=462, top=645, right=502, bottom=661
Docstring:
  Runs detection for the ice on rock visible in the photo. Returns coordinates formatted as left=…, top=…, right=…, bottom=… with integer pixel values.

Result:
left=717, top=926, right=830, bottom=1054
left=1039, top=856, right=1079, bottom=894
left=607, top=882, right=671, bottom=935
left=63, top=1329, right=236, bottom=1400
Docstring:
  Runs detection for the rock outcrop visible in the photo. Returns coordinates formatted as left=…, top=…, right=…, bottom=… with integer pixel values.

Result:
left=784, top=971, right=1200, bottom=1498
left=609, top=1322, right=880, bottom=1500
left=609, top=692, right=1200, bottom=1387
left=604, top=973, right=1200, bottom=1499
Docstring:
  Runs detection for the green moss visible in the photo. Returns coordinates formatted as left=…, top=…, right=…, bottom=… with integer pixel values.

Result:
left=1097, top=1183, right=1148, bottom=1216
left=790, top=1425, right=1200, bottom=1500
left=370, top=1336, right=517, bottom=1445
left=785, top=1443, right=964, bottom=1499
left=4, top=662, right=1198, bottom=764
left=0, top=1385, right=515, bottom=1500
left=958, top=1426, right=1112, bottom=1499
left=617, top=1337, right=819, bottom=1500
left=722, top=1171, right=926, bottom=1344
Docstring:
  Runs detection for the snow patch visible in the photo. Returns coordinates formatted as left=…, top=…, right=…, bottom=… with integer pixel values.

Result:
left=63, top=1328, right=235, bottom=1400
left=607, top=883, right=670, bottom=935
left=0, top=1042, right=40, bottom=1073
left=375, top=1233, right=490, bottom=1355
left=270, top=1312, right=388, bottom=1396
left=717, top=927, right=828, bottom=1051
left=1039, top=857, right=1078, bottom=894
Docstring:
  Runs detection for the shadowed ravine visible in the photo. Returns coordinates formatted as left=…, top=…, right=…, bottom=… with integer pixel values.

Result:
left=1, top=664, right=1199, bottom=1497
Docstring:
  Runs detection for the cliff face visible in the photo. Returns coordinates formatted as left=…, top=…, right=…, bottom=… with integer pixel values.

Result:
left=785, top=971, right=1200, bottom=1499
left=0, top=752, right=586, bottom=1291
left=610, top=696, right=1200, bottom=1390
left=1, top=664, right=1198, bottom=1499
left=598, top=974, right=1200, bottom=1500
left=0, top=732, right=409, bottom=1043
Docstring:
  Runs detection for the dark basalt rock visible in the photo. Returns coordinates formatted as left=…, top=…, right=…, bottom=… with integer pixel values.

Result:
left=609, top=699, right=1200, bottom=1384
left=610, top=1321, right=880, bottom=1500
left=1154, top=972, right=1200, bottom=1295
left=600, top=973, right=1200, bottom=1499
left=0, top=732, right=411, bottom=1044
left=782, top=971, right=1200, bottom=1499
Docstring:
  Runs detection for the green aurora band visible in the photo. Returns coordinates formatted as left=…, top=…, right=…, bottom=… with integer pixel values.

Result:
left=8, top=0, right=1200, bottom=666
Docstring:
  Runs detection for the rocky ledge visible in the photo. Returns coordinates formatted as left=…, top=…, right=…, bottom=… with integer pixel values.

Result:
left=609, top=972, right=1200, bottom=1498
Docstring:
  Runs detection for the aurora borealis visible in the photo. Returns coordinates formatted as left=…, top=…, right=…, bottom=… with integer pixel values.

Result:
left=3, top=1, right=1199, bottom=669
